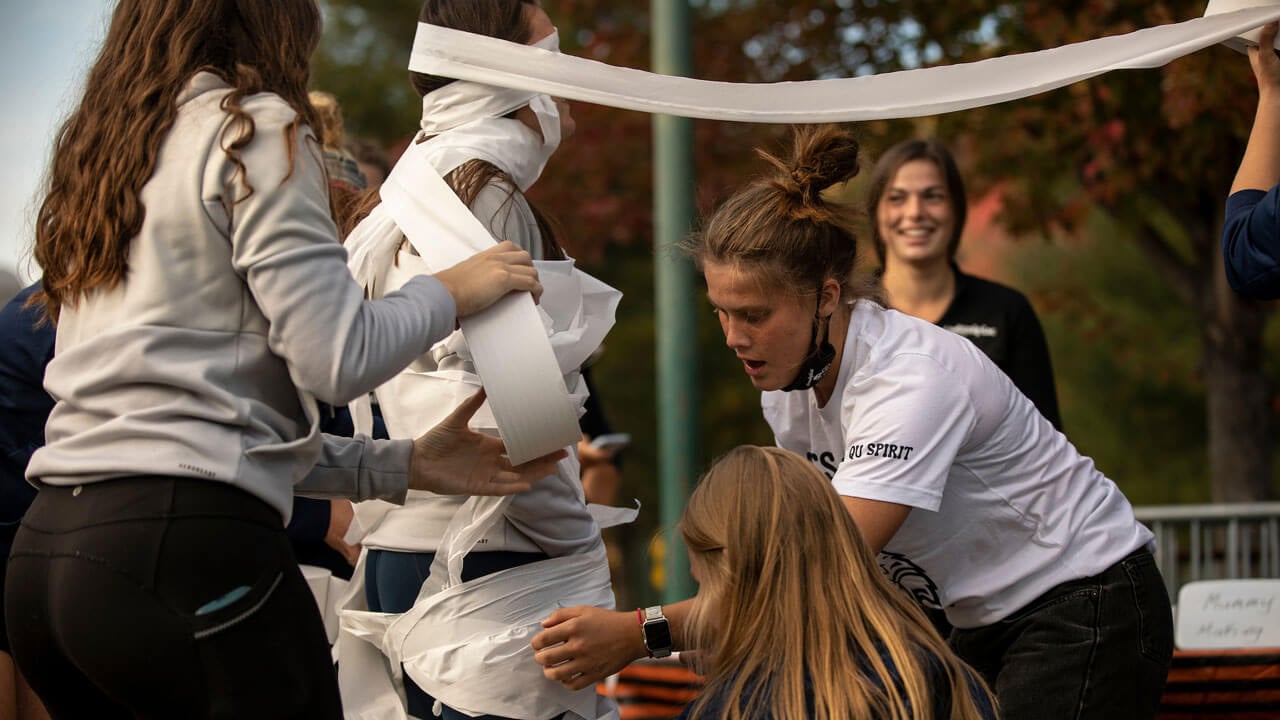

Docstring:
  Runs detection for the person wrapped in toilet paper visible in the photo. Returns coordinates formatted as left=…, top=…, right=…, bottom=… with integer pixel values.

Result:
left=336, top=3, right=628, bottom=719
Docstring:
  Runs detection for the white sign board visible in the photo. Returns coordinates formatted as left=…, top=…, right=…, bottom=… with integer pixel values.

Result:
left=1175, top=579, right=1280, bottom=650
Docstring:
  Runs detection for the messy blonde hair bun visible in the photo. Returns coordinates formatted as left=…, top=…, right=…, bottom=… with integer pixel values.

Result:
left=687, top=125, right=864, bottom=302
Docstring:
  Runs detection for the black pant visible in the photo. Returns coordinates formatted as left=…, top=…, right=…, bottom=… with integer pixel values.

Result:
left=951, top=548, right=1174, bottom=720
left=5, top=476, right=341, bottom=719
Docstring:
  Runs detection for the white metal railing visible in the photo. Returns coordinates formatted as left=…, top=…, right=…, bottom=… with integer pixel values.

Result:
left=1135, top=502, right=1280, bottom=599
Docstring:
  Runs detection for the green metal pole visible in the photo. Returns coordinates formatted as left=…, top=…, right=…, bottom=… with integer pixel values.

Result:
left=652, top=0, right=696, bottom=605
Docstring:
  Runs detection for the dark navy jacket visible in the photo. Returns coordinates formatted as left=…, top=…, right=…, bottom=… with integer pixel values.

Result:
left=1222, top=187, right=1280, bottom=300
left=0, top=283, right=53, bottom=532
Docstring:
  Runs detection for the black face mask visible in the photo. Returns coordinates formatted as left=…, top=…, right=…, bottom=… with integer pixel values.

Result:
left=781, top=314, right=835, bottom=392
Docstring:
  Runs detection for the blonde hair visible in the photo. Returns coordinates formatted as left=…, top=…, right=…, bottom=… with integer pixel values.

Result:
left=308, top=90, right=347, bottom=154
left=680, top=446, right=995, bottom=720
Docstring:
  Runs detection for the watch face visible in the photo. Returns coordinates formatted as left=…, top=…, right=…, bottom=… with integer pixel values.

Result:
left=644, top=619, right=672, bottom=652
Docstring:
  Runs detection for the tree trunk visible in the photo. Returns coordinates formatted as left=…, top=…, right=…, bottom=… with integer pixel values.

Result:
left=1199, top=251, right=1273, bottom=502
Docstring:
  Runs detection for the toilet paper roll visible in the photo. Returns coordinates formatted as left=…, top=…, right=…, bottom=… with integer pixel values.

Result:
left=379, top=143, right=581, bottom=466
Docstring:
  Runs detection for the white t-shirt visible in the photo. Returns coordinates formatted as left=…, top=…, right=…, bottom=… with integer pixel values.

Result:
left=763, top=301, right=1153, bottom=628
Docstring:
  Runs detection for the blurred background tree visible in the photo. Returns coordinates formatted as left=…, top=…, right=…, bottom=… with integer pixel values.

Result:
left=312, top=0, right=1280, bottom=603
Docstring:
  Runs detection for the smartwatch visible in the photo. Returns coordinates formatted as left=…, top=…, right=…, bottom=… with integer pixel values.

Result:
left=641, top=605, right=673, bottom=659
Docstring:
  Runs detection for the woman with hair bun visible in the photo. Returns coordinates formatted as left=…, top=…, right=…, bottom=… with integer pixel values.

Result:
left=676, top=444, right=994, bottom=720
left=534, top=126, right=1172, bottom=720
left=8, top=0, right=557, bottom=717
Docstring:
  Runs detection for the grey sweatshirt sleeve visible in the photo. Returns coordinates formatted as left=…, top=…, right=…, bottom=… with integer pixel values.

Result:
left=470, top=180, right=544, bottom=259
left=503, top=471, right=602, bottom=557
left=219, top=100, right=457, bottom=405
left=296, top=434, right=413, bottom=505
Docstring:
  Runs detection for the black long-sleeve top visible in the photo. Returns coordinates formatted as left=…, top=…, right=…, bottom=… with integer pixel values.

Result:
left=936, top=269, right=1063, bottom=430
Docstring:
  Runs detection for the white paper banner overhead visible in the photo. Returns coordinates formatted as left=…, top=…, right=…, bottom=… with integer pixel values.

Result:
left=410, top=3, right=1280, bottom=123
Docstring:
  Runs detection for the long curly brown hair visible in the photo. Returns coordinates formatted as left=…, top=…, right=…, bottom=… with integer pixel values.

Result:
left=33, top=0, right=323, bottom=322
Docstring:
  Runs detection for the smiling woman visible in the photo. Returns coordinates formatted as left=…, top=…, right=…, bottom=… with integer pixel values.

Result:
left=867, top=139, right=1063, bottom=430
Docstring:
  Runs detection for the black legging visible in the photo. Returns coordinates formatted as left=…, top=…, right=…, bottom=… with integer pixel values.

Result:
left=5, top=476, right=341, bottom=720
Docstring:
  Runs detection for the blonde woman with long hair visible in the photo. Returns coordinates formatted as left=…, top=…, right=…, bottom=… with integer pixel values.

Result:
left=678, top=445, right=994, bottom=720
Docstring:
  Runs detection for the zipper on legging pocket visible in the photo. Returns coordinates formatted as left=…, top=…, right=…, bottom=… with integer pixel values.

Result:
left=193, top=571, right=283, bottom=639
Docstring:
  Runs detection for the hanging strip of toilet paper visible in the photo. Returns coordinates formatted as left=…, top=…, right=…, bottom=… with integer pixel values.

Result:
left=408, top=4, right=1280, bottom=124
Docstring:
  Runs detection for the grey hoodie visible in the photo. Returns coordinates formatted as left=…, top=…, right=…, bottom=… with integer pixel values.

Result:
left=28, top=73, right=456, bottom=523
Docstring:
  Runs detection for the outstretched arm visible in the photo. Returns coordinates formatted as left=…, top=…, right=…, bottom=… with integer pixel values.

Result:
left=1232, top=23, right=1280, bottom=194
left=531, top=598, right=696, bottom=691
left=300, top=389, right=564, bottom=502
left=841, top=496, right=912, bottom=554
left=1224, top=23, right=1280, bottom=298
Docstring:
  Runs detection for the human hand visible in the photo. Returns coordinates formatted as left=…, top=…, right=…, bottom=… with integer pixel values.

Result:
left=576, top=434, right=617, bottom=469
left=531, top=606, right=647, bottom=691
left=676, top=649, right=705, bottom=671
left=324, top=499, right=361, bottom=567
left=434, top=241, right=542, bottom=318
left=1250, top=23, right=1280, bottom=100
left=409, top=389, right=565, bottom=496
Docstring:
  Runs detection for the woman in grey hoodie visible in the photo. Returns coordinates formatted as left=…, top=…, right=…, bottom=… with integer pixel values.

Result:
left=6, top=1, right=559, bottom=717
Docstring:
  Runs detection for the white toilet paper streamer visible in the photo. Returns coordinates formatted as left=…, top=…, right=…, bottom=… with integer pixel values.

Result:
left=408, top=4, right=1280, bottom=123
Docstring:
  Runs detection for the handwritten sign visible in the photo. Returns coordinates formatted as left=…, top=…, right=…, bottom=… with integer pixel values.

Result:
left=1175, top=580, right=1280, bottom=650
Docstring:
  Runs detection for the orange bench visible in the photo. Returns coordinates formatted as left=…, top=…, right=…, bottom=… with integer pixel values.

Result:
left=597, top=660, right=703, bottom=720
left=600, top=649, right=1280, bottom=719
left=1157, top=649, right=1280, bottom=719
